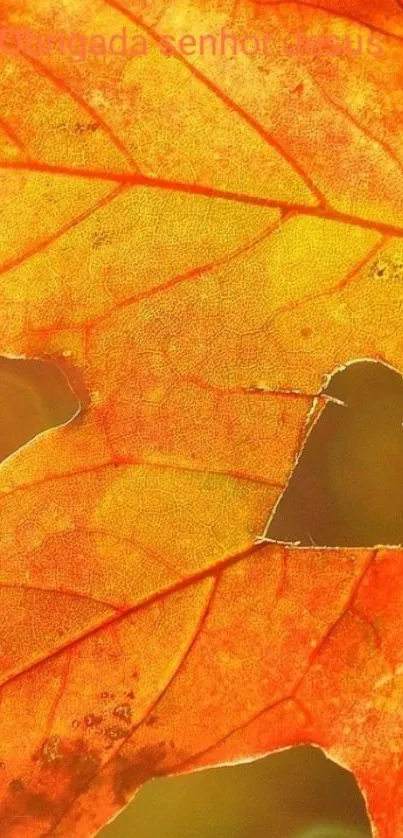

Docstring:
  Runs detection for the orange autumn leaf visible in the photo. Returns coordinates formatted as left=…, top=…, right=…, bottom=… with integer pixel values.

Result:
left=0, top=0, right=403, bottom=835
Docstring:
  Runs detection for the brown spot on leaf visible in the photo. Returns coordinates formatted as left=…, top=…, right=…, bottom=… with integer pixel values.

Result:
left=113, top=743, right=167, bottom=805
left=41, top=736, right=64, bottom=765
left=9, top=779, right=25, bottom=795
left=85, top=714, right=103, bottom=728
left=113, top=704, right=132, bottom=724
left=64, top=741, right=102, bottom=795
left=105, top=726, right=128, bottom=742
left=25, top=792, right=56, bottom=819
left=370, top=257, right=392, bottom=281
left=73, top=122, right=99, bottom=134
left=0, top=783, right=60, bottom=831
left=39, top=737, right=102, bottom=797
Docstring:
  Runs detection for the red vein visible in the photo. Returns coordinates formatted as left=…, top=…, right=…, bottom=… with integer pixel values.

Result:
left=304, top=550, right=379, bottom=668
left=0, top=117, right=28, bottom=155
left=83, top=212, right=290, bottom=332
left=0, top=542, right=266, bottom=691
left=44, top=651, right=73, bottom=741
left=276, top=0, right=403, bottom=178
left=0, top=184, right=126, bottom=278
left=113, top=456, right=284, bottom=487
left=22, top=52, right=139, bottom=171
left=0, top=522, right=187, bottom=602
left=104, top=0, right=327, bottom=207
left=309, top=76, right=403, bottom=180
left=0, top=457, right=281, bottom=506
left=0, top=159, right=122, bottom=182
left=71, top=526, right=188, bottom=582
left=277, top=2, right=403, bottom=179
left=0, top=459, right=118, bottom=501
left=1, top=159, right=402, bottom=237
left=253, top=0, right=403, bottom=43
left=167, top=550, right=379, bottom=773
left=48, top=577, right=219, bottom=834
left=0, top=580, right=121, bottom=611
left=263, top=235, right=387, bottom=331
left=169, top=696, right=307, bottom=775
left=142, top=578, right=218, bottom=722
left=349, top=606, right=383, bottom=652
left=179, top=374, right=326, bottom=402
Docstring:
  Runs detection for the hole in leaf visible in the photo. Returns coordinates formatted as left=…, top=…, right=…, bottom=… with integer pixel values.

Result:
left=265, top=359, right=403, bottom=547
left=0, top=355, right=81, bottom=462
left=101, top=746, right=371, bottom=838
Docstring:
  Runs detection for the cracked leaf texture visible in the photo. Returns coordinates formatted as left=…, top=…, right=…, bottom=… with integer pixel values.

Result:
left=0, top=0, right=403, bottom=835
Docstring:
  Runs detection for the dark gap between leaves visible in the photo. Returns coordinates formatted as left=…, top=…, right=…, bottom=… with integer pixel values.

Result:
left=265, top=358, right=403, bottom=547
left=0, top=355, right=81, bottom=462
left=101, top=746, right=371, bottom=838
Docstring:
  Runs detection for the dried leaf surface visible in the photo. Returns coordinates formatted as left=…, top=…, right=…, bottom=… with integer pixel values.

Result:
left=0, top=0, right=403, bottom=835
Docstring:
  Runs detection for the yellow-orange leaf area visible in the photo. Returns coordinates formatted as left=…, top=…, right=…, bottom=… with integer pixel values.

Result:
left=0, top=0, right=403, bottom=835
